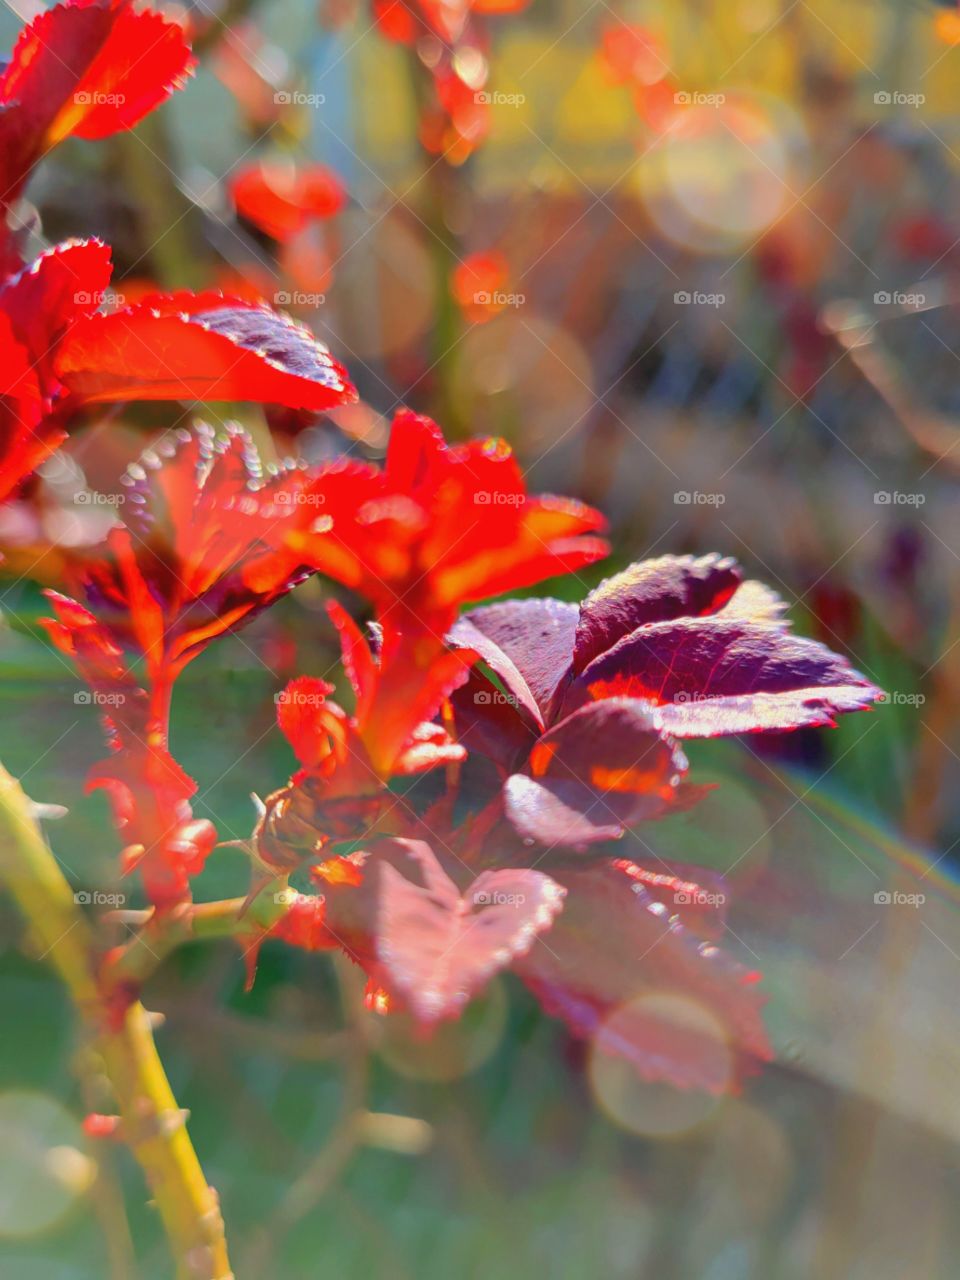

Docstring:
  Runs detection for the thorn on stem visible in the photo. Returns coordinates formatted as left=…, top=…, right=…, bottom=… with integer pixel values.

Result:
left=28, top=801, right=68, bottom=821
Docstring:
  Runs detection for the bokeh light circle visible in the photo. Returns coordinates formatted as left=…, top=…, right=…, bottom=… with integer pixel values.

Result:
left=363, top=980, right=507, bottom=1082
left=640, top=95, right=801, bottom=253
left=0, top=1092, right=93, bottom=1238
left=588, top=994, right=732, bottom=1137
left=457, top=312, right=595, bottom=447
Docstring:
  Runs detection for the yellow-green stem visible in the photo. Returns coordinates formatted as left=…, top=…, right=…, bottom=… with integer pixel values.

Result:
left=0, top=766, right=232, bottom=1280
left=106, top=886, right=290, bottom=989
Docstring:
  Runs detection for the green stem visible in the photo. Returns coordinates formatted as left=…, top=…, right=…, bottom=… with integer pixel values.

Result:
left=106, top=887, right=290, bottom=988
left=0, top=766, right=233, bottom=1280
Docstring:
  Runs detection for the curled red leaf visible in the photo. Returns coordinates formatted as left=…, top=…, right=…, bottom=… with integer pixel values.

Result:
left=0, top=1, right=194, bottom=222
left=55, top=292, right=356, bottom=410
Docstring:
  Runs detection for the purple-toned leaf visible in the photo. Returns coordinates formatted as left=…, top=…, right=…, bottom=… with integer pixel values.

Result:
left=375, top=839, right=566, bottom=1022
left=449, top=668, right=538, bottom=773
left=714, top=578, right=789, bottom=624
left=503, top=699, right=687, bottom=846
left=513, top=859, right=771, bottom=1091
left=504, top=774, right=630, bottom=846
left=610, top=857, right=729, bottom=941
left=448, top=597, right=579, bottom=726
left=574, top=616, right=882, bottom=737
left=572, top=554, right=742, bottom=674
left=502, top=773, right=712, bottom=848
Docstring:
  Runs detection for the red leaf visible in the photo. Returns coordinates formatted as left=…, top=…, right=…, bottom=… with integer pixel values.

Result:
left=393, top=722, right=466, bottom=776
left=0, top=238, right=113, bottom=379
left=55, top=292, right=356, bottom=409
left=0, top=240, right=113, bottom=498
left=457, top=556, right=881, bottom=745
left=0, top=1, right=193, bottom=209
left=611, top=858, right=729, bottom=941
left=64, top=423, right=326, bottom=674
left=40, top=591, right=216, bottom=909
left=362, top=642, right=477, bottom=778
left=504, top=774, right=629, bottom=846
left=514, top=860, right=771, bottom=1091
left=326, top=599, right=377, bottom=723
left=448, top=667, right=538, bottom=772
left=0, top=312, right=45, bottom=502
left=40, top=590, right=150, bottom=746
left=275, top=676, right=352, bottom=781
left=374, top=839, right=566, bottom=1022
left=312, top=855, right=364, bottom=889
left=285, top=409, right=608, bottom=632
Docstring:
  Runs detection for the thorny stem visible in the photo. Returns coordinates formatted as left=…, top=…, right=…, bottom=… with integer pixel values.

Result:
left=0, top=766, right=233, bottom=1280
left=105, top=887, right=291, bottom=988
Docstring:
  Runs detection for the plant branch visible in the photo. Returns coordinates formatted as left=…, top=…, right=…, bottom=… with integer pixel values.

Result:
left=0, top=765, right=233, bottom=1280
left=105, top=886, right=290, bottom=988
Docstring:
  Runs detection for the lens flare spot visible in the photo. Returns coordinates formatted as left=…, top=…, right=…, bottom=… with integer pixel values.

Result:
left=0, top=1092, right=93, bottom=1238
left=364, top=980, right=507, bottom=1081
left=640, top=95, right=798, bottom=253
left=588, top=994, right=732, bottom=1136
